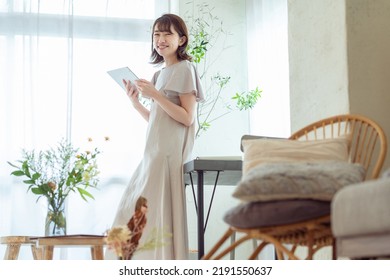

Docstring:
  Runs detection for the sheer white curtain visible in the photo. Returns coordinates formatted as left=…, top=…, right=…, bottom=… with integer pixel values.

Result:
left=0, top=0, right=169, bottom=259
left=246, top=0, right=290, bottom=138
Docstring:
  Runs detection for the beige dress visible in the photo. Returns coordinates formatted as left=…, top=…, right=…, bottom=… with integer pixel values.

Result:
left=109, top=60, right=204, bottom=260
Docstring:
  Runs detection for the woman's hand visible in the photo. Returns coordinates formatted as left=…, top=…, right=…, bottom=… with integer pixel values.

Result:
left=122, top=79, right=140, bottom=106
left=134, top=79, right=160, bottom=99
left=135, top=78, right=197, bottom=127
left=121, top=79, right=150, bottom=122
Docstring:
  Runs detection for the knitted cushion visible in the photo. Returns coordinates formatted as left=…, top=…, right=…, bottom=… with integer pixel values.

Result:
left=233, top=161, right=366, bottom=202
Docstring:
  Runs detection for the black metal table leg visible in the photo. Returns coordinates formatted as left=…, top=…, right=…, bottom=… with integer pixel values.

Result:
left=197, top=170, right=204, bottom=259
left=183, top=158, right=243, bottom=260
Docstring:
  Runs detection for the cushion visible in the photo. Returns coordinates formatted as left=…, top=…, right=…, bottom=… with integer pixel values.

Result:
left=241, top=137, right=350, bottom=175
left=233, top=161, right=366, bottom=202
left=332, top=177, right=390, bottom=237
left=224, top=199, right=330, bottom=228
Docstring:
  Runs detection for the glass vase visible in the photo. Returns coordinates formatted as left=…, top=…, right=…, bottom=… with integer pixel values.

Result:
left=45, top=203, right=67, bottom=236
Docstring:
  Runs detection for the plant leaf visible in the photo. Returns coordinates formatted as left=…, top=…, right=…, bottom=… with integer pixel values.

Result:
left=32, top=173, right=41, bottom=180
left=22, top=160, right=31, bottom=177
left=7, top=161, right=20, bottom=168
left=11, top=170, right=25, bottom=176
left=23, top=179, right=35, bottom=184
left=31, top=187, right=46, bottom=195
left=77, top=187, right=94, bottom=201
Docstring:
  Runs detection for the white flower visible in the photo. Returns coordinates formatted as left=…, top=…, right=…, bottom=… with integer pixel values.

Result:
left=75, top=161, right=84, bottom=170
left=105, top=226, right=132, bottom=258
left=82, top=171, right=91, bottom=182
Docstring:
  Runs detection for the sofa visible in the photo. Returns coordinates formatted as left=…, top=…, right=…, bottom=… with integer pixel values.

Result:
left=332, top=169, right=390, bottom=259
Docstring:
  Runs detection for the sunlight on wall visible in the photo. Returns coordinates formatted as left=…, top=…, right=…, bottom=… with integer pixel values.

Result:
left=247, top=0, right=290, bottom=138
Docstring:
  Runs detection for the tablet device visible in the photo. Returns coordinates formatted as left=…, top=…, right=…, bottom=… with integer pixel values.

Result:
left=107, top=67, right=139, bottom=91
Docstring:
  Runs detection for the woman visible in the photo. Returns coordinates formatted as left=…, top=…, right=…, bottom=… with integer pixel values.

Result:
left=108, top=13, right=204, bottom=260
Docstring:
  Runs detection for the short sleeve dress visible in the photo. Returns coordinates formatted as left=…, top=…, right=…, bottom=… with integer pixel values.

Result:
left=108, top=60, right=204, bottom=260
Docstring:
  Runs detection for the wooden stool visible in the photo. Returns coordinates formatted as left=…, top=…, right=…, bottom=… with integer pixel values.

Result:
left=1, top=236, right=41, bottom=260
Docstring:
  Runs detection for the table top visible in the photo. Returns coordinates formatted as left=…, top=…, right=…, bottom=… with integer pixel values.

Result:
left=0, top=236, right=37, bottom=244
left=184, top=157, right=242, bottom=172
left=183, top=157, right=243, bottom=186
left=29, top=234, right=106, bottom=246
left=1, top=235, right=106, bottom=246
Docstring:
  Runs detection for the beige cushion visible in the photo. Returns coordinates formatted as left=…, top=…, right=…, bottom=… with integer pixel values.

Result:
left=241, top=137, right=350, bottom=175
left=233, top=161, right=366, bottom=202
left=332, top=177, right=390, bottom=237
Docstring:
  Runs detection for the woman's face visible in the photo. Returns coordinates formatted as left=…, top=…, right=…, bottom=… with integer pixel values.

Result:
left=153, top=24, right=184, bottom=63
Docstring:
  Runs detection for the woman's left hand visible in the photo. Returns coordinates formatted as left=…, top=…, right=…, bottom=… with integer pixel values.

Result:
left=135, top=79, right=160, bottom=99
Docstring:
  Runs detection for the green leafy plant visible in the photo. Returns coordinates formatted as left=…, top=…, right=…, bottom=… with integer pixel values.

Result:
left=8, top=138, right=104, bottom=235
left=185, top=2, right=262, bottom=138
left=233, top=87, right=262, bottom=111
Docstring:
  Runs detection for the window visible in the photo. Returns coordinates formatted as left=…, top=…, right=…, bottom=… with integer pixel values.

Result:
left=0, top=0, right=169, bottom=259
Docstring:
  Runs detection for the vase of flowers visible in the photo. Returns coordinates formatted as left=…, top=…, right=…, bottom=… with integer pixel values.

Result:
left=8, top=138, right=103, bottom=236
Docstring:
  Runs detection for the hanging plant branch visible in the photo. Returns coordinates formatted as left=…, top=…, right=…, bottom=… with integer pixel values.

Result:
left=185, top=2, right=262, bottom=138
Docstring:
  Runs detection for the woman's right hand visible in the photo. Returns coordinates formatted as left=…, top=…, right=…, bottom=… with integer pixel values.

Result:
left=122, top=79, right=140, bottom=106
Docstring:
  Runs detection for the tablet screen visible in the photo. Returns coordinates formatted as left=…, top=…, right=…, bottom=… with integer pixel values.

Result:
left=107, top=67, right=139, bottom=91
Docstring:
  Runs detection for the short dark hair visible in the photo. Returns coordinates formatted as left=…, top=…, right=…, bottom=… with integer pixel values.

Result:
left=150, top=14, right=192, bottom=65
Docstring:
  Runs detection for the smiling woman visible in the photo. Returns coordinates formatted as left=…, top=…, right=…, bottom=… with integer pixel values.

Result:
left=107, top=13, right=204, bottom=260
left=0, top=0, right=170, bottom=260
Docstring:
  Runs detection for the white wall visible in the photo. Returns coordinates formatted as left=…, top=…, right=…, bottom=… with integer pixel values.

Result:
left=345, top=0, right=390, bottom=170
left=288, top=0, right=350, bottom=133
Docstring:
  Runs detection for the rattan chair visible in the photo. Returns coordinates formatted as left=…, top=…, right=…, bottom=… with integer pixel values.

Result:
left=202, top=114, right=387, bottom=260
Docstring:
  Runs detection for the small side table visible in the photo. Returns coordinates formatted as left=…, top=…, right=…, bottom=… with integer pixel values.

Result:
left=1, top=236, right=41, bottom=260
left=183, top=158, right=242, bottom=259
left=30, top=235, right=106, bottom=260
